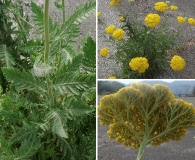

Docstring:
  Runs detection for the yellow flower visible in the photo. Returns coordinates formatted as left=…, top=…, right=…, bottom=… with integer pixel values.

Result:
left=112, top=28, right=125, bottom=40
left=100, top=47, right=109, bottom=57
left=119, top=16, right=125, bottom=22
left=170, top=55, right=185, bottom=71
left=154, top=2, right=168, bottom=12
left=108, top=76, right=116, bottom=79
left=129, top=57, right=149, bottom=73
left=177, top=16, right=186, bottom=24
left=97, top=12, right=101, bottom=17
left=105, top=25, right=116, bottom=34
left=188, top=18, right=195, bottom=26
left=109, top=0, right=122, bottom=7
left=170, top=5, right=178, bottom=11
left=144, top=14, right=161, bottom=28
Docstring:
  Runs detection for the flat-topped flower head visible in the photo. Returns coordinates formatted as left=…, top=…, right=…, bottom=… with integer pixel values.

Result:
left=129, top=57, right=149, bottom=73
left=109, top=0, right=122, bottom=7
left=188, top=18, right=195, bottom=26
left=170, top=5, right=178, bottom=11
left=105, top=25, right=116, bottom=34
left=100, top=47, right=109, bottom=57
left=144, top=14, right=161, bottom=28
left=112, top=28, right=125, bottom=40
left=177, top=16, right=186, bottom=24
left=170, top=55, right=186, bottom=71
left=154, top=2, right=168, bottom=12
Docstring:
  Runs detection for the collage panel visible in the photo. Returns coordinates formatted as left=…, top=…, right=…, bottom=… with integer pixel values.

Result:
left=98, top=0, right=195, bottom=79
left=98, top=79, right=195, bottom=160
left=0, top=0, right=96, bottom=160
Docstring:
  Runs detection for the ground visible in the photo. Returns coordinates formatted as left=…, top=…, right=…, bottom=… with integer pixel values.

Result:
left=98, top=96, right=195, bottom=160
left=98, top=0, right=195, bottom=79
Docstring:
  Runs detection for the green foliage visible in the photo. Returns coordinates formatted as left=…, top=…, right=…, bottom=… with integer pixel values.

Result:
left=0, top=0, right=96, bottom=159
left=114, top=18, right=178, bottom=78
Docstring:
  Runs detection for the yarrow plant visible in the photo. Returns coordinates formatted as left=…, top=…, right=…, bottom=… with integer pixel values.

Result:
left=98, top=82, right=195, bottom=160
left=99, top=1, right=195, bottom=78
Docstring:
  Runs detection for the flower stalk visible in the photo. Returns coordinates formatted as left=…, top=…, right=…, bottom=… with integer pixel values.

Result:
left=44, top=0, right=54, bottom=107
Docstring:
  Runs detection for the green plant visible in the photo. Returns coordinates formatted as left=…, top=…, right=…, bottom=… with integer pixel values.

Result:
left=98, top=83, right=195, bottom=160
left=0, top=0, right=96, bottom=159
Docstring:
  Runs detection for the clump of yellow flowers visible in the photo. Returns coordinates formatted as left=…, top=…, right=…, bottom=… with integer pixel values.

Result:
left=170, top=55, right=186, bottom=71
left=154, top=2, right=168, bottom=12
left=144, top=14, right=161, bottom=28
left=98, top=83, right=195, bottom=160
left=129, top=57, right=149, bottom=73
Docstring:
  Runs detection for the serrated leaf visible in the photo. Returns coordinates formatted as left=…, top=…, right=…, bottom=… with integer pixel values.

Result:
left=0, top=45, right=15, bottom=68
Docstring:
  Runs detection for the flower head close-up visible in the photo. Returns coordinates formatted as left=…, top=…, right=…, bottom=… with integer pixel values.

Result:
left=129, top=57, right=149, bottom=73
left=100, top=47, right=109, bottom=57
left=109, top=0, right=122, bottom=7
left=112, top=28, right=125, bottom=40
left=188, top=18, right=195, bottom=26
left=170, top=5, right=178, bottom=11
left=105, top=25, right=116, bottom=34
left=154, top=2, right=169, bottom=12
left=177, top=16, right=186, bottom=24
left=144, top=14, right=161, bottom=28
left=170, top=55, right=186, bottom=71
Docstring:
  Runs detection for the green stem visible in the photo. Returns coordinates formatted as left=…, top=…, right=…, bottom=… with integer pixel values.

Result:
left=136, top=140, right=147, bottom=160
left=62, top=0, right=66, bottom=22
left=44, top=0, right=54, bottom=107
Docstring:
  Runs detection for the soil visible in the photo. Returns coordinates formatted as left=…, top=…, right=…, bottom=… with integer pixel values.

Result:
left=98, top=0, right=195, bottom=79
left=98, top=96, right=195, bottom=160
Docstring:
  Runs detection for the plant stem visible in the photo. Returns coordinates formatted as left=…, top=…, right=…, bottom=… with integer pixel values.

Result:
left=62, top=0, right=66, bottom=22
left=44, top=0, right=54, bottom=107
left=136, top=140, right=147, bottom=160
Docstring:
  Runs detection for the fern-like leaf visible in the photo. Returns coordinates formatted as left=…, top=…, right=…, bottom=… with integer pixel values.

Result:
left=0, top=45, right=15, bottom=68
left=46, top=110, right=68, bottom=138
left=51, top=1, right=95, bottom=46
left=81, top=37, right=96, bottom=73
left=14, top=135, right=41, bottom=160
left=2, top=68, right=46, bottom=94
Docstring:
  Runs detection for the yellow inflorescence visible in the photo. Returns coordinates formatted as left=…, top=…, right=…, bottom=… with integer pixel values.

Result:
left=188, top=18, right=195, bottom=26
left=109, top=0, right=122, bottom=7
left=119, top=16, right=125, bottom=22
left=154, top=2, right=169, bottom=12
left=129, top=57, right=149, bottom=73
left=170, top=55, right=186, bottom=71
left=97, top=12, right=101, bottom=17
left=177, top=16, right=186, bottom=24
left=108, top=76, right=117, bottom=79
left=105, top=25, right=116, bottom=34
left=144, top=14, right=161, bottom=28
left=100, top=47, right=109, bottom=57
left=98, top=83, right=195, bottom=149
left=170, top=5, right=178, bottom=11
left=112, top=28, right=125, bottom=40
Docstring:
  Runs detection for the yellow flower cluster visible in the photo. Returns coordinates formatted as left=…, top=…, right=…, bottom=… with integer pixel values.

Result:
left=105, top=25, right=116, bottom=34
left=108, top=76, right=116, bottom=79
left=109, top=0, right=122, bottom=7
left=119, top=16, right=125, bottom=22
left=170, top=5, right=178, bottom=11
left=98, top=83, right=195, bottom=149
left=100, top=47, right=109, bottom=57
left=170, top=55, right=186, bottom=71
left=129, top=57, right=149, bottom=73
left=112, top=28, right=125, bottom=40
left=188, top=18, right=195, bottom=26
left=177, top=16, right=186, bottom=24
left=154, top=2, right=168, bottom=12
left=144, top=14, right=161, bottom=28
